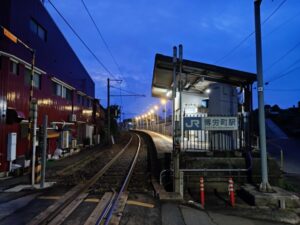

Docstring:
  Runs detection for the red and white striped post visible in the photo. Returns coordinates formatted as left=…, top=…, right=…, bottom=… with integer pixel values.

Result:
left=200, top=176, right=205, bottom=208
left=228, top=177, right=235, bottom=207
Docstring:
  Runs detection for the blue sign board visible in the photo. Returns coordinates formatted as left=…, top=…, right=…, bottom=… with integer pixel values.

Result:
left=184, top=117, right=202, bottom=130
left=183, top=116, right=238, bottom=131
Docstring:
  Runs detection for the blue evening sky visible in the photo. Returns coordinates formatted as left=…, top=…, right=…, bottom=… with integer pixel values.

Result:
left=45, top=0, right=300, bottom=119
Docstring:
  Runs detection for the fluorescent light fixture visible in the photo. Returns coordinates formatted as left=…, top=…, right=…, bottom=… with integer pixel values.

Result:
left=166, top=90, right=172, bottom=97
left=205, top=89, right=211, bottom=94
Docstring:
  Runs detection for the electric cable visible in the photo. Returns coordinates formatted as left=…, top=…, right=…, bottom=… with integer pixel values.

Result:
left=81, top=0, right=124, bottom=79
left=264, top=40, right=300, bottom=72
left=214, top=0, right=288, bottom=64
left=110, top=85, right=145, bottom=96
left=265, top=65, right=300, bottom=84
left=265, top=88, right=300, bottom=92
left=48, top=0, right=117, bottom=79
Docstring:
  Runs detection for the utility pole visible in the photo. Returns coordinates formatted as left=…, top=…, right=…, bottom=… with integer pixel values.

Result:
left=254, top=0, right=271, bottom=192
left=107, top=78, right=111, bottom=144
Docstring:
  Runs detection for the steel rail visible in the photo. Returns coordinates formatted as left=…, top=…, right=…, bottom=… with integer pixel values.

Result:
left=102, top=133, right=142, bottom=225
left=28, top=135, right=134, bottom=225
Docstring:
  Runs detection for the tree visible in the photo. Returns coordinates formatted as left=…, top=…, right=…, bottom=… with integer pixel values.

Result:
left=107, top=104, right=121, bottom=136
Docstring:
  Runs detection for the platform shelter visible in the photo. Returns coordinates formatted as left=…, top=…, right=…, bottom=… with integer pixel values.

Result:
left=151, top=51, right=258, bottom=194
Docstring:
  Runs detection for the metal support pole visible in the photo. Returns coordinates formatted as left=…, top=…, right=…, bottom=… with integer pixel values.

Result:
left=146, top=117, right=148, bottom=130
left=172, top=46, right=181, bottom=193
left=40, top=115, right=48, bottom=188
left=28, top=50, right=36, bottom=181
left=31, top=99, right=38, bottom=186
left=107, top=78, right=111, bottom=145
left=254, top=0, right=271, bottom=192
left=179, top=44, right=183, bottom=145
left=280, top=149, right=284, bottom=172
left=164, top=103, right=167, bottom=135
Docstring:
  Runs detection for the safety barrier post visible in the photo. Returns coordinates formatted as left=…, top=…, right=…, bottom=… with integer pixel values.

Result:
left=228, top=177, right=235, bottom=207
left=200, top=176, right=205, bottom=208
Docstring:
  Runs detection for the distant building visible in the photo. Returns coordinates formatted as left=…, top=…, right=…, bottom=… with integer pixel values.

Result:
left=0, top=0, right=104, bottom=176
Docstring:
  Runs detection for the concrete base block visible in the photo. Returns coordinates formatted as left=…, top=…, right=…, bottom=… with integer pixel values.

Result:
left=4, top=182, right=56, bottom=192
left=152, top=178, right=183, bottom=201
left=240, top=184, right=300, bottom=208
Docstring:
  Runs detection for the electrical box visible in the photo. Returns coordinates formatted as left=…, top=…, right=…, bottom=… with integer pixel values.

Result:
left=71, top=139, right=77, bottom=148
left=0, top=97, right=7, bottom=123
left=85, top=125, right=94, bottom=145
left=60, top=131, right=69, bottom=149
left=69, top=114, right=77, bottom=122
left=7, top=133, right=17, bottom=161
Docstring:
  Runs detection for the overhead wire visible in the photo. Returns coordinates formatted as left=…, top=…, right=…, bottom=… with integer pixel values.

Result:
left=111, top=86, right=144, bottom=96
left=47, top=0, right=117, bottom=79
left=110, top=85, right=145, bottom=96
left=265, top=65, right=300, bottom=84
left=80, top=0, right=124, bottom=79
left=264, top=9, right=300, bottom=38
left=264, top=41, right=300, bottom=72
left=214, top=0, right=288, bottom=64
left=265, top=88, right=300, bottom=92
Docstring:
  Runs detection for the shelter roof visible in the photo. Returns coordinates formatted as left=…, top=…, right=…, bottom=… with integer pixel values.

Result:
left=152, top=54, right=257, bottom=98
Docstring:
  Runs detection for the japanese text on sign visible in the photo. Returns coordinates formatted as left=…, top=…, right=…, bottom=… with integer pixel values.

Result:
left=184, top=117, right=238, bottom=130
left=202, top=117, right=238, bottom=130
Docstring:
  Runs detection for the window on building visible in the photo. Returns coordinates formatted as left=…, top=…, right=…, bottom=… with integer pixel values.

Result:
left=30, top=19, right=38, bottom=33
left=53, top=82, right=62, bottom=96
left=86, top=99, right=90, bottom=108
left=33, top=73, right=41, bottom=89
left=30, top=19, right=47, bottom=42
left=24, top=68, right=41, bottom=89
left=37, top=26, right=46, bottom=41
left=10, top=60, right=19, bottom=75
left=53, top=82, right=72, bottom=101
left=62, top=86, right=72, bottom=101
left=77, top=94, right=82, bottom=104
left=82, top=97, right=85, bottom=106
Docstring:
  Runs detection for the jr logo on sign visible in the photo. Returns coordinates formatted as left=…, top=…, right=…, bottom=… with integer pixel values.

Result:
left=184, top=117, right=202, bottom=130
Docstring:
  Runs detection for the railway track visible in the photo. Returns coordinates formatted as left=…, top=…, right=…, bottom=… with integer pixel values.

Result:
left=27, top=132, right=142, bottom=225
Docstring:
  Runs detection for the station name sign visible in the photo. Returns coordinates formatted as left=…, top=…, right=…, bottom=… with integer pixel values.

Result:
left=184, top=117, right=238, bottom=131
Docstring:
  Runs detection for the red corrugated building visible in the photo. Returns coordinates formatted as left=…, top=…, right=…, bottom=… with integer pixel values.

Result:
left=0, top=0, right=105, bottom=176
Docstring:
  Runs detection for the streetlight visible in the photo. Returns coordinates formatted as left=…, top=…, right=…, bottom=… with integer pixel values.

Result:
left=161, top=99, right=167, bottom=135
left=153, top=105, right=159, bottom=132
left=147, top=113, right=151, bottom=130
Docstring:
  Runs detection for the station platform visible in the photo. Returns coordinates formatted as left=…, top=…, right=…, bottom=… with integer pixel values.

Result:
left=136, top=130, right=172, bottom=158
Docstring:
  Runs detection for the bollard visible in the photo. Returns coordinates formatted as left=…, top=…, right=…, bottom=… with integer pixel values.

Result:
left=200, top=176, right=205, bottom=208
left=228, top=177, right=235, bottom=207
